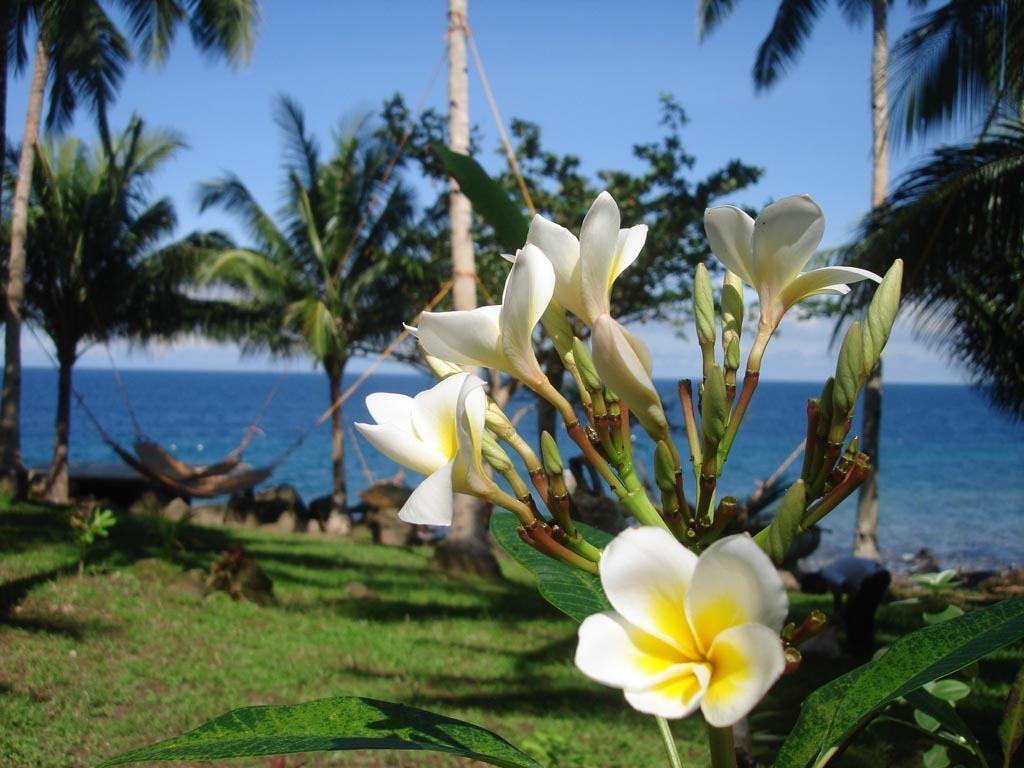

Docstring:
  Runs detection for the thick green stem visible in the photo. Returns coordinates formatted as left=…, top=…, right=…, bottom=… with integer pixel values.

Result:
left=656, top=717, right=683, bottom=768
left=705, top=722, right=737, bottom=768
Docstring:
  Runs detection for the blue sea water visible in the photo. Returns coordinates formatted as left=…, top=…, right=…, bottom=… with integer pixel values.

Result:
left=19, top=367, right=1024, bottom=570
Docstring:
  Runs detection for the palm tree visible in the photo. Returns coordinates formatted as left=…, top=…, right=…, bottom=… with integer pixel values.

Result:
left=198, top=98, right=428, bottom=527
left=840, top=1, right=1024, bottom=415
left=15, top=117, right=212, bottom=502
left=696, top=0, right=926, bottom=559
left=1, top=0, right=259, bottom=493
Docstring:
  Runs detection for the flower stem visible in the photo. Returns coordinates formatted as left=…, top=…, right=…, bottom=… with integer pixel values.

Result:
left=655, top=717, right=683, bottom=768
left=705, top=722, right=737, bottom=768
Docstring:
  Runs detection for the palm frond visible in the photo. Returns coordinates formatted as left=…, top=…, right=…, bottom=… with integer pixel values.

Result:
left=753, top=0, right=829, bottom=90
left=696, top=0, right=742, bottom=41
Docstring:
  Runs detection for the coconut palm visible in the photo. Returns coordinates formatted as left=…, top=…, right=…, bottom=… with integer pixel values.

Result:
left=14, top=117, right=219, bottom=502
left=696, top=0, right=927, bottom=559
left=198, top=97, right=429, bottom=526
left=840, top=1, right=1024, bottom=416
left=1, top=0, right=259, bottom=492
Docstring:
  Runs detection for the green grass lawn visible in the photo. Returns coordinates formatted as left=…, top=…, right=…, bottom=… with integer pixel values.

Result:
left=1, top=498, right=1019, bottom=768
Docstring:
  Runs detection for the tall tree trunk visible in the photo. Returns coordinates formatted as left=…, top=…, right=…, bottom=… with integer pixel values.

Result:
left=0, top=4, right=11, bottom=207
left=1, top=38, right=49, bottom=495
left=44, top=346, right=74, bottom=504
left=324, top=360, right=351, bottom=535
left=434, top=0, right=500, bottom=578
left=854, top=0, right=889, bottom=561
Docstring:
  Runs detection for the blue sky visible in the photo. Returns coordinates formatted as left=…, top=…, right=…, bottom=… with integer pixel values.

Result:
left=6, top=0, right=965, bottom=382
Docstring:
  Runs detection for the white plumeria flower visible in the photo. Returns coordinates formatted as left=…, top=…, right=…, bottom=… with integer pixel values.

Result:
left=410, top=244, right=554, bottom=390
left=525, top=190, right=647, bottom=327
left=704, top=194, right=881, bottom=329
left=354, top=373, right=495, bottom=526
left=575, top=528, right=787, bottom=726
left=591, top=314, right=666, bottom=438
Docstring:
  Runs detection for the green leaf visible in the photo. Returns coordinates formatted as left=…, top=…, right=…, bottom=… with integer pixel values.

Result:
left=999, top=662, right=1024, bottom=768
left=914, top=708, right=941, bottom=732
left=432, top=144, right=529, bottom=251
left=832, top=322, right=863, bottom=418
left=906, top=688, right=987, bottom=767
left=98, top=695, right=543, bottom=768
left=753, top=480, right=806, bottom=565
left=775, top=598, right=1024, bottom=768
left=923, top=743, right=952, bottom=768
left=927, top=679, right=971, bottom=703
left=923, top=605, right=965, bottom=625
left=491, top=514, right=611, bottom=623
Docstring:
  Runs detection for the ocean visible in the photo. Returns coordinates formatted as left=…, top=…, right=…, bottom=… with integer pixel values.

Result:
left=19, top=367, right=1024, bottom=571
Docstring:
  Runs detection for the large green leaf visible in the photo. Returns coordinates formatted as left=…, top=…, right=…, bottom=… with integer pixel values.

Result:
left=491, top=514, right=611, bottom=623
left=98, top=695, right=543, bottom=767
left=775, top=598, right=1024, bottom=768
left=433, top=144, right=529, bottom=251
left=1000, top=662, right=1024, bottom=768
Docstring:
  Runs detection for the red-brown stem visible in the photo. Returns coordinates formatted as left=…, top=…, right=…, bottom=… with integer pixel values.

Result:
left=566, top=420, right=627, bottom=497
left=674, top=470, right=689, bottom=524
left=801, top=458, right=870, bottom=531
left=801, top=400, right=820, bottom=481
left=529, top=468, right=550, bottom=507
left=677, top=380, right=702, bottom=477
left=718, top=371, right=760, bottom=467
left=518, top=523, right=598, bottom=574
left=618, top=401, right=632, bottom=457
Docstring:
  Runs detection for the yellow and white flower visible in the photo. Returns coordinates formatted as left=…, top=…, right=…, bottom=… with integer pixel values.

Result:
left=410, top=244, right=554, bottom=390
left=575, top=528, right=787, bottom=726
left=704, top=194, right=880, bottom=329
left=354, top=373, right=494, bottom=525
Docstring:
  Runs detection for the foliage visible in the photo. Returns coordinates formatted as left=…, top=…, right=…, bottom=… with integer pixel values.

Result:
left=69, top=504, right=116, bottom=565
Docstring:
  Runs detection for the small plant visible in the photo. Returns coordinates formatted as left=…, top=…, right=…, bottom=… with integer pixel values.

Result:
left=69, top=504, right=117, bottom=576
left=205, top=546, right=274, bottom=604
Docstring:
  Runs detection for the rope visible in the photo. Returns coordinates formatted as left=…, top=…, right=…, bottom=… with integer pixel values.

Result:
left=330, top=48, right=447, bottom=284
left=349, top=425, right=376, bottom=485
left=270, top=279, right=454, bottom=467
left=100, top=334, right=142, bottom=437
left=466, top=25, right=536, bottom=217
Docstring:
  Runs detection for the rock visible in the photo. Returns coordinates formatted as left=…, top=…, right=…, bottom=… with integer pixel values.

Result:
left=571, top=491, right=628, bottom=534
left=323, top=510, right=352, bottom=536
left=191, top=504, right=228, bottom=526
left=360, top=481, right=412, bottom=510
left=901, top=548, right=942, bottom=574
left=225, top=490, right=254, bottom=523
left=252, top=484, right=307, bottom=524
left=308, top=495, right=333, bottom=526
left=777, top=569, right=801, bottom=591
left=162, top=497, right=191, bottom=522
left=205, top=546, right=274, bottom=604
left=366, top=506, right=413, bottom=546
left=264, top=509, right=305, bottom=533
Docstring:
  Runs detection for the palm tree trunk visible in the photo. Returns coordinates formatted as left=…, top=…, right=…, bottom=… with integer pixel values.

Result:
left=434, top=0, right=500, bottom=578
left=854, top=0, right=890, bottom=561
left=44, top=345, right=74, bottom=504
left=1, top=38, right=49, bottom=494
left=325, top=360, right=351, bottom=535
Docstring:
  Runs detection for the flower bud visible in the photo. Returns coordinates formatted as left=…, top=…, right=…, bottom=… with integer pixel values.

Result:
left=862, top=259, right=903, bottom=377
left=484, top=401, right=513, bottom=436
left=694, top=263, right=716, bottom=347
left=725, top=335, right=740, bottom=371
left=721, top=271, right=744, bottom=344
left=571, top=337, right=602, bottom=393
left=753, top=479, right=806, bottom=565
left=423, top=351, right=464, bottom=380
left=832, top=322, right=863, bottom=418
left=591, top=315, right=668, bottom=439
left=701, top=365, right=728, bottom=445
left=816, top=378, right=834, bottom=440
left=654, top=441, right=676, bottom=493
left=540, top=430, right=563, bottom=476
left=542, top=302, right=576, bottom=359
left=481, top=432, right=514, bottom=474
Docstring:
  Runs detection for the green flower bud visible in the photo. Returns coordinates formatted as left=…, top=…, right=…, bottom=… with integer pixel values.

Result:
left=571, top=337, right=602, bottom=393
left=481, top=432, right=513, bottom=473
left=654, top=441, right=676, bottom=493
left=423, top=351, right=463, bottom=380
left=832, top=322, right=863, bottom=417
left=721, top=271, right=744, bottom=343
left=725, top=335, right=740, bottom=371
left=701, top=365, right=728, bottom=445
left=753, top=480, right=807, bottom=565
left=694, top=263, right=716, bottom=347
left=816, top=378, right=835, bottom=439
left=541, top=302, right=575, bottom=359
left=540, top=431, right=563, bottom=476
left=862, top=259, right=903, bottom=377
left=484, top=401, right=514, bottom=436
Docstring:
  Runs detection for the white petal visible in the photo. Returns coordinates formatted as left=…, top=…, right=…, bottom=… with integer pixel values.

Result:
left=599, top=526, right=702, bottom=658
left=620, top=324, right=654, bottom=375
left=355, top=422, right=448, bottom=477
left=499, top=244, right=554, bottom=385
left=779, top=266, right=881, bottom=309
left=410, top=373, right=467, bottom=458
left=398, top=459, right=456, bottom=525
left=591, top=315, right=667, bottom=438
left=527, top=214, right=586, bottom=320
left=365, top=392, right=415, bottom=431
left=624, top=663, right=710, bottom=720
left=685, top=534, right=788, bottom=653
left=751, top=195, right=825, bottom=302
left=575, top=611, right=696, bottom=690
left=453, top=375, right=494, bottom=495
left=580, top=191, right=622, bottom=322
left=613, top=224, right=647, bottom=281
left=704, top=206, right=756, bottom=285
left=700, top=623, right=785, bottom=727
left=415, top=306, right=506, bottom=372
